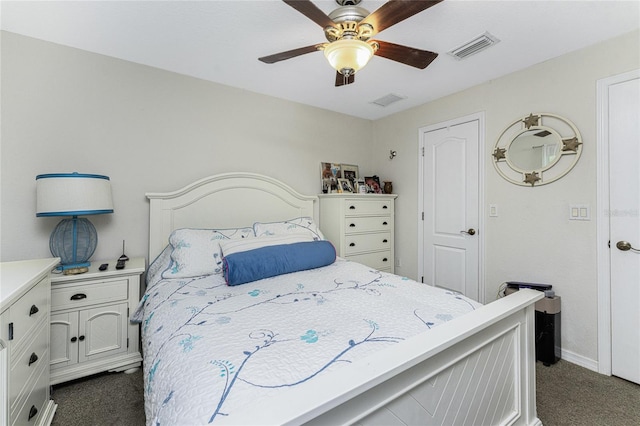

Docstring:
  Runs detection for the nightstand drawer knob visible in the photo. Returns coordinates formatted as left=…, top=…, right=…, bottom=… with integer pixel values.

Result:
left=70, top=293, right=87, bottom=301
left=28, top=405, right=38, bottom=421
left=71, top=337, right=77, bottom=343
left=29, top=304, right=39, bottom=316
left=79, top=335, right=85, bottom=341
left=28, top=352, right=39, bottom=366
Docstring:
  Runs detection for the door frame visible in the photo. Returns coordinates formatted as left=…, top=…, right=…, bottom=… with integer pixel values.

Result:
left=417, top=112, right=486, bottom=303
left=596, top=68, right=640, bottom=376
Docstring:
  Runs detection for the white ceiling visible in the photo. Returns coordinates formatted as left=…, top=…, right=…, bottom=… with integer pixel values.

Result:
left=2, top=0, right=639, bottom=120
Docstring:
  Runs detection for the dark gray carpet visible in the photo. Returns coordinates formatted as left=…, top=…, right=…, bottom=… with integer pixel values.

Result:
left=51, top=360, right=639, bottom=425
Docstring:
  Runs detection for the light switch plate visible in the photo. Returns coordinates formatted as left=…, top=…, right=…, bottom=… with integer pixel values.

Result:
left=489, top=204, right=498, bottom=217
left=569, top=204, right=590, bottom=220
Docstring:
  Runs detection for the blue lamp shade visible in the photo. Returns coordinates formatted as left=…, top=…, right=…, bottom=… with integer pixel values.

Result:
left=36, top=173, right=114, bottom=270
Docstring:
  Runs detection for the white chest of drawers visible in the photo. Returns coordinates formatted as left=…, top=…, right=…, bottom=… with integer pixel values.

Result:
left=49, top=258, right=145, bottom=385
left=318, top=194, right=397, bottom=273
left=1, top=258, right=59, bottom=426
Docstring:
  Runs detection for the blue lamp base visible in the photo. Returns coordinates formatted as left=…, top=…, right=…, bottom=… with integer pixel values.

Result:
left=49, top=216, right=97, bottom=271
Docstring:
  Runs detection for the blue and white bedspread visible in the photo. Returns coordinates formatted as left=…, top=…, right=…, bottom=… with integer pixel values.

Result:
left=134, top=257, right=480, bottom=425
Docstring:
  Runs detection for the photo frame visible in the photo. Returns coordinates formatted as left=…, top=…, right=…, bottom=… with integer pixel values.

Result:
left=338, top=178, right=354, bottom=193
left=340, top=164, right=359, bottom=189
left=365, top=176, right=382, bottom=194
left=320, top=162, right=341, bottom=193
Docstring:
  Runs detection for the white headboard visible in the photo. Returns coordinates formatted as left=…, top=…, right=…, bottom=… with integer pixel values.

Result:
left=146, top=172, right=318, bottom=259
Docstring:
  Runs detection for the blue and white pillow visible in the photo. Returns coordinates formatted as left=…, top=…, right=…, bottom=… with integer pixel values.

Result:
left=253, top=217, right=325, bottom=240
left=162, top=227, right=254, bottom=279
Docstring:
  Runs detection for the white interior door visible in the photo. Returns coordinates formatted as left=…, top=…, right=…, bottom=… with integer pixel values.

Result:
left=419, top=114, right=482, bottom=302
left=609, top=74, right=640, bottom=384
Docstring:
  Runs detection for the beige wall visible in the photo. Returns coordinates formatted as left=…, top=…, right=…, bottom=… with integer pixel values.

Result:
left=371, top=29, right=640, bottom=366
left=0, top=31, right=373, bottom=263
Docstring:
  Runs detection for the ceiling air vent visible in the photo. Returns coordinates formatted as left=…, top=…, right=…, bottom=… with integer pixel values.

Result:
left=447, top=32, right=500, bottom=60
left=370, top=93, right=406, bottom=107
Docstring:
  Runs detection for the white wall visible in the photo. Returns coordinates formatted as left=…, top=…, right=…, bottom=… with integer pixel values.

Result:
left=0, top=31, right=373, bottom=263
left=371, top=29, right=640, bottom=367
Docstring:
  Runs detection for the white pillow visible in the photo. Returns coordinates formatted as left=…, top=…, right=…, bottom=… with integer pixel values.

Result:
left=220, top=234, right=314, bottom=257
left=162, top=227, right=254, bottom=278
left=253, top=217, right=325, bottom=240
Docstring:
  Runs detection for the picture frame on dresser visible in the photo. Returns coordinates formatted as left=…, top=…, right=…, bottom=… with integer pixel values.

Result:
left=340, top=164, right=359, bottom=188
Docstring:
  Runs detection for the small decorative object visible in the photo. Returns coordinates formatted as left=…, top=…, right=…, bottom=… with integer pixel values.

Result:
left=340, top=164, right=359, bottom=189
left=365, top=176, right=382, bottom=194
left=389, top=150, right=397, bottom=160
left=383, top=181, right=393, bottom=194
left=36, top=172, right=114, bottom=273
left=338, top=178, right=354, bottom=193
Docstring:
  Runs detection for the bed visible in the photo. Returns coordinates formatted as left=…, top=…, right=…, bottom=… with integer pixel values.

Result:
left=138, top=172, right=543, bottom=425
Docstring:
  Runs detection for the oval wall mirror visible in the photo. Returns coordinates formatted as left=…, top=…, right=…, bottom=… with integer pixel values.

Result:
left=493, top=113, right=582, bottom=186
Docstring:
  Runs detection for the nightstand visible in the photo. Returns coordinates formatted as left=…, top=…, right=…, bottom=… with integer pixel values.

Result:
left=49, top=258, right=145, bottom=385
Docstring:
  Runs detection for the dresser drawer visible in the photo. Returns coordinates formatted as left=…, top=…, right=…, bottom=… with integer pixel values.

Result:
left=344, top=199, right=392, bottom=216
left=9, top=324, right=48, bottom=409
left=10, top=358, right=47, bottom=426
left=347, top=251, right=393, bottom=271
left=8, top=276, right=49, bottom=349
left=344, top=232, right=392, bottom=255
left=52, top=279, right=128, bottom=311
left=344, top=216, right=393, bottom=234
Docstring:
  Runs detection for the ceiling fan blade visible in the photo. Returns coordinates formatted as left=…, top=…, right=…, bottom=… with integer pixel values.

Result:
left=374, top=40, right=438, bottom=69
left=335, top=71, right=355, bottom=87
left=283, top=0, right=336, bottom=28
left=259, top=44, right=324, bottom=64
left=360, top=0, right=444, bottom=36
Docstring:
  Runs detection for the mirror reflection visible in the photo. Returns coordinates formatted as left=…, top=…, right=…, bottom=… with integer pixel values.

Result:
left=507, top=129, right=560, bottom=171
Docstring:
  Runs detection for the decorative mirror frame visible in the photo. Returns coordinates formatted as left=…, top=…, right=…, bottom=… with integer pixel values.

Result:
left=492, top=113, right=583, bottom=186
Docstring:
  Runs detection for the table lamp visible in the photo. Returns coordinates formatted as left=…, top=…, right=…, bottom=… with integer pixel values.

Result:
left=36, top=172, right=114, bottom=273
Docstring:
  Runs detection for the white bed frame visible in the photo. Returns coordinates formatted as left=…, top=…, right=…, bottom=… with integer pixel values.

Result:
left=146, top=172, right=543, bottom=426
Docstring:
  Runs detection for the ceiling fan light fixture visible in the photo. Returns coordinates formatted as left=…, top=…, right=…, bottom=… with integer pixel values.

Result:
left=324, top=39, right=374, bottom=75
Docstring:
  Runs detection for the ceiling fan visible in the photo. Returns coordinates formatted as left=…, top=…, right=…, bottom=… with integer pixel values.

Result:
left=259, top=0, right=443, bottom=87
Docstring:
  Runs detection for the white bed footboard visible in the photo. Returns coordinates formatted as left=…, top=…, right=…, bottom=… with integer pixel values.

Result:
left=224, top=289, right=543, bottom=426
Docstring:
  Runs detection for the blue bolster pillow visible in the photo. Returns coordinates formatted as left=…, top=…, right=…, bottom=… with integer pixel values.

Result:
left=223, top=240, right=336, bottom=286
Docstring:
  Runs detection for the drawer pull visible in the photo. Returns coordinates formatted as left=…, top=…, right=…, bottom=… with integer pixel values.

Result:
left=71, top=337, right=78, bottom=343
left=28, top=405, right=38, bottom=421
left=349, top=242, right=356, bottom=247
left=28, top=352, right=39, bottom=366
left=349, top=205, right=356, bottom=210
left=382, top=205, right=388, bottom=209
left=349, top=223, right=356, bottom=227
left=29, top=305, right=39, bottom=316
left=70, top=293, right=87, bottom=301
left=79, top=335, right=85, bottom=341
left=382, top=221, right=388, bottom=226
left=382, top=258, right=388, bottom=262
left=383, top=239, right=388, bottom=243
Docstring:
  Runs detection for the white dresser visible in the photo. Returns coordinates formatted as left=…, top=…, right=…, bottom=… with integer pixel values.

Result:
left=49, top=258, right=145, bottom=385
left=318, top=194, right=397, bottom=273
left=0, top=258, right=59, bottom=426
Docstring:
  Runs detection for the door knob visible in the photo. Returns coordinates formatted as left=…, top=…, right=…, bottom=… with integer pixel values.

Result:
left=461, top=228, right=476, bottom=236
left=616, top=241, right=639, bottom=252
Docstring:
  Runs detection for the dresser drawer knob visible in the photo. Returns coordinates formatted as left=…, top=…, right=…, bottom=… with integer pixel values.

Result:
left=382, top=258, right=388, bottom=262
left=349, top=242, right=356, bottom=247
left=28, top=352, right=39, bottom=366
left=70, top=293, right=87, bottom=301
left=382, top=221, right=388, bottom=226
left=349, top=205, right=356, bottom=210
left=28, top=405, right=38, bottom=421
left=383, top=239, right=388, bottom=243
left=79, top=335, right=85, bottom=341
left=349, top=223, right=356, bottom=227
left=29, top=305, right=39, bottom=316
left=382, top=205, right=388, bottom=209
left=71, top=337, right=77, bottom=343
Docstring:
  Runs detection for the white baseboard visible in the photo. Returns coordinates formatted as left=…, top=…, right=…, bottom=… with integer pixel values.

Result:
left=561, top=349, right=599, bottom=373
